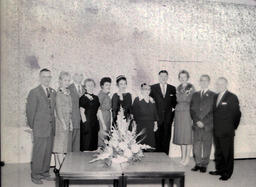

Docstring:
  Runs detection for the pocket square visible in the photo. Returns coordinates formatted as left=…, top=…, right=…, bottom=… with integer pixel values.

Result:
left=221, top=102, right=227, bottom=105
left=170, top=94, right=174, bottom=96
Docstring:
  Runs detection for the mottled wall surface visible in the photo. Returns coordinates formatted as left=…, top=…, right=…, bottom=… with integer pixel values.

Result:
left=1, top=0, right=256, bottom=163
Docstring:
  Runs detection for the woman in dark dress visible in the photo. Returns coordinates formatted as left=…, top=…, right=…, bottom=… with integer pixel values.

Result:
left=112, top=75, right=132, bottom=124
left=80, top=78, right=100, bottom=151
left=132, top=83, right=159, bottom=148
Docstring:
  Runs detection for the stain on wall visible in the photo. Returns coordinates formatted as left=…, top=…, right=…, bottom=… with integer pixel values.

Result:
left=1, top=0, right=256, bottom=163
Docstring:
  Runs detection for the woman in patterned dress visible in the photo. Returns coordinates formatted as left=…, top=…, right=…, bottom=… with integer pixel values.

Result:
left=173, top=70, right=195, bottom=165
left=53, top=71, right=73, bottom=173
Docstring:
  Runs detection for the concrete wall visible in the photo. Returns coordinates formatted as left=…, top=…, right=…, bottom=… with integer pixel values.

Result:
left=1, top=0, right=256, bottom=163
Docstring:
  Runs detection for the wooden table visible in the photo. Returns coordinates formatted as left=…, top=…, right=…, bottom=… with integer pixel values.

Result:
left=121, top=152, right=185, bottom=187
left=58, top=152, right=185, bottom=187
left=58, top=152, right=122, bottom=187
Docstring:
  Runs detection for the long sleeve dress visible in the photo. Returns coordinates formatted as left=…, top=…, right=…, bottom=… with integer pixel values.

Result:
left=79, top=93, right=100, bottom=151
left=132, top=97, right=159, bottom=148
left=173, top=83, right=195, bottom=145
left=111, top=92, right=132, bottom=124
left=97, top=90, right=112, bottom=147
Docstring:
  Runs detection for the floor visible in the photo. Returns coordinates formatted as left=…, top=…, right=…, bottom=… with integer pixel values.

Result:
left=1, top=158, right=256, bottom=187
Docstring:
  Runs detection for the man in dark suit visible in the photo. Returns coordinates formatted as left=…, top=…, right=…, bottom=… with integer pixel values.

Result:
left=150, top=70, right=177, bottom=155
left=68, top=73, right=85, bottom=152
left=209, top=77, right=241, bottom=181
left=26, top=69, right=56, bottom=184
left=190, top=75, right=216, bottom=173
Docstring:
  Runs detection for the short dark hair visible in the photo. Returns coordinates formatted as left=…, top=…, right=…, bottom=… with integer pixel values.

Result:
left=116, top=75, right=127, bottom=85
left=100, top=77, right=112, bottom=88
left=200, top=74, right=211, bottom=81
left=158, top=70, right=168, bottom=75
left=40, top=68, right=51, bottom=74
left=178, top=70, right=190, bottom=79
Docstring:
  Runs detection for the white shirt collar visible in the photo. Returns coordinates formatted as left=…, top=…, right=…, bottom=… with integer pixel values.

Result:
left=201, top=88, right=209, bottom=93
left=41, top=84, right=49, bottom=94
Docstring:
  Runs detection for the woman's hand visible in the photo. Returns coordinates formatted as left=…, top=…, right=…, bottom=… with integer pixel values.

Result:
left=69, top=120, right=73, bottom=131
left=62, top=121, right=68, bottom=131
left=153, top=121, right=158, bottom=132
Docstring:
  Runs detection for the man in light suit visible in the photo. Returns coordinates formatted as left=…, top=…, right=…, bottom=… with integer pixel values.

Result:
left=209, top=77, right=241, bottom=181
left=68, top=73, right=85, bottom=152
left=190, top=75, right=216, bottom=173
left=26, top=68, right=56, bottom=184
left=150, top=70, right=177, bottom=155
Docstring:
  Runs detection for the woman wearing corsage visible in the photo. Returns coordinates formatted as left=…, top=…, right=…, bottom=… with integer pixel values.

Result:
left=173, top=70, right=195, bottom=165
left=53, top=71, right=73, bottom=173
left=80, top=78, right=100, bottom=151
left=132, top=83, right=159, bottom=149
left=112, top=75, right=132, bottom=124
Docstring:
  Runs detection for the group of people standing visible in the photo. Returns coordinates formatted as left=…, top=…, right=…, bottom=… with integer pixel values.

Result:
left=26, top=68, right=241, bottom=184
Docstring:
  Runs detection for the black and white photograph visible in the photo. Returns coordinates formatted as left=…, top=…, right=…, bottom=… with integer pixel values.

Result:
left=1, top=0, right=256, bottom=187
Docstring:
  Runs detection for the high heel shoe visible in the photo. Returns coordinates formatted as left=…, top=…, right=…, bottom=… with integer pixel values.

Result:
left=53, top=168, right=59, bottom=174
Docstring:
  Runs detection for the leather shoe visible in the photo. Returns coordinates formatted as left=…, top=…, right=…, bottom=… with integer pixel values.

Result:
left=209, top=170, right=222, bottom=175
left=219, top=175, right=230, bottom=181
left=31, top=178, right=43, bottom=185
left=200, top=167, right=207, bottom=173
left=43, top=176, right=56, bottom=181
left=191, top=165, right=201, bottom=172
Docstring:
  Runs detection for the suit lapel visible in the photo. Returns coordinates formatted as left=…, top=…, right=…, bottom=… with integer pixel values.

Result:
left=217, top=91, right=229, bottom=108
left=39, top=85, right=49, bottom=103
left=157, top=83, right=164, bottom=98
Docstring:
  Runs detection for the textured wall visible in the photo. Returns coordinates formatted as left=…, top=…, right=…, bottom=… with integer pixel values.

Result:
left=1, top=0, right=256, bottom=163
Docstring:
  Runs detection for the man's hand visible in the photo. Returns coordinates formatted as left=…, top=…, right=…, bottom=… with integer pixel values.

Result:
left=196, top=121, right=204, bottom=128
left=153, top=121, right=158, bottom=132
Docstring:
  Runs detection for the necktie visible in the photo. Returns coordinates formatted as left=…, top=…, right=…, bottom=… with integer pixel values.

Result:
left=201, top=90, right=204, bottom=97
left=46, top=88, right=50, bottom=98
left=162, top=84, right=166, bottom=97
left=216, top=93, right=222, bottom=107
left=78, top=85, right=82, bottom=96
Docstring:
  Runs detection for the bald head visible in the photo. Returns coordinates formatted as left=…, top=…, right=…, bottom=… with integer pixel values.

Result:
left=216, top=77, right=228, bottom=93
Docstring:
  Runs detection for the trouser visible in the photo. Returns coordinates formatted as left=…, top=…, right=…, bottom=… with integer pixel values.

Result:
left=31, top=134, right=54, bottom=180
left=155, top=121, right=172, bottom=155
left=193, top=128, right=213, bottom=167
left=213, top=135, right=234, bottom=177
left=71, top=128, right=80, bottom=152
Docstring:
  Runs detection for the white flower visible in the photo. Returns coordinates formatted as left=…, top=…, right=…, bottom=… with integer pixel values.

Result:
left=112, top=155, right=128, bottom=164
left=119, top=142, right=128, bottom=150
left=123, top=149, right=133, bottom=158
left=110, top=140, right=118, bottom=147
left=131, top=144, right=140, bottom=153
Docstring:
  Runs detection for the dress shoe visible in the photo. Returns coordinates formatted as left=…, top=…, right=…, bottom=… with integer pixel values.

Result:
left=200, top=167, right=207, bottom=173
left=53, top=168, right=59, bottom=174
left=43, top=176, right=56, bottom=181
left=219, top=175, right=230, bottom=181
left=191, top=165, right=201, bottom=172
left=209, top=170, right=222, bottom=175
left=31, top=178, right=43, bottom=185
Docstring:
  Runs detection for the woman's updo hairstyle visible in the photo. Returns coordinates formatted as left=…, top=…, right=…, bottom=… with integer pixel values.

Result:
left=116, top=75, right=127, bottom=86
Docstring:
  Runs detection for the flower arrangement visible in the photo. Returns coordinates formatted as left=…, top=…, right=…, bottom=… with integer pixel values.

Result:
left=89, top=107, right=153, bottom=166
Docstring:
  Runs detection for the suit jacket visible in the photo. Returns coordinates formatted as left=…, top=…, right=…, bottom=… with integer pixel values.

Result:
left=26, top=85, right=56, bottom=137
left=68, top=83, right=86, bottom=129
left=213, top=91, right=241, bottom=137
left=190, top=90, right=216, bottom=131
left=150, top=83, right=177, bottom=125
